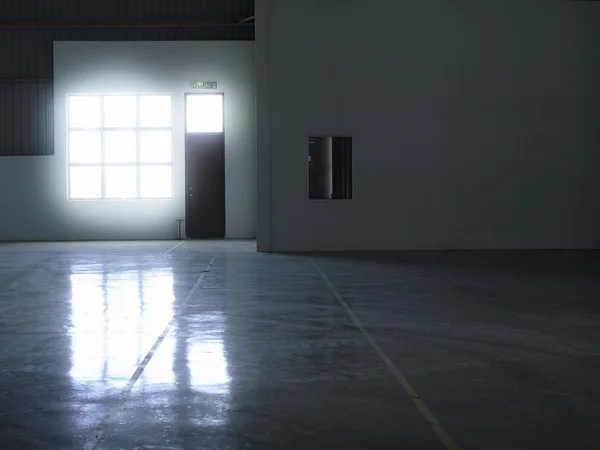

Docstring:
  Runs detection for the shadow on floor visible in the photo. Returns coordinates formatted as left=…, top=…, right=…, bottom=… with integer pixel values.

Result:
left=283, top=249, right=600, bottom=277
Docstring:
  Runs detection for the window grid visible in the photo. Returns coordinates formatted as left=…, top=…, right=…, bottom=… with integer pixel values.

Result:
left=67, top=94, right=173, bottom=200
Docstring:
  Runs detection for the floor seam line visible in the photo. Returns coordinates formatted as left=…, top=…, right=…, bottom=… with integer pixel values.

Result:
left=310, top=258, right=459, bottom=450
left=162, top=240, right=185, bottom=257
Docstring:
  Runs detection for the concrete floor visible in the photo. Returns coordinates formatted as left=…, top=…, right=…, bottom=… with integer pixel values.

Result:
left=0, top=241, right=599, bottom=450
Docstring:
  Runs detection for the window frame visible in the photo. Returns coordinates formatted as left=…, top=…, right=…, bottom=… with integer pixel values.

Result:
left=308, top=134, right=354, bottom=201
left=67, top=93, right=174, bottom=201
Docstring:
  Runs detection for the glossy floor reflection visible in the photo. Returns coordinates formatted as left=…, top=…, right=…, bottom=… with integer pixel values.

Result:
left=0, top=242, right=599, bottom=449
left=70, top=266, right=176, bottom=387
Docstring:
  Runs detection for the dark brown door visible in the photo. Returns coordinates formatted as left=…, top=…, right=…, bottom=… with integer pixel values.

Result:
left=185, top=133, right=225, bottom=238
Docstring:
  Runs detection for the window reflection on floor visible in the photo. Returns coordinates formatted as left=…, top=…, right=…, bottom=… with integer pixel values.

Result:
left=69, top=263, right=231, bottom=429
left=189, top=340, right=230, bottom=394
left=70, top=270, right=105, bottom=383
left=70, top=265, right=175, bottom=387
left=188, top=311, right=231, bottom=427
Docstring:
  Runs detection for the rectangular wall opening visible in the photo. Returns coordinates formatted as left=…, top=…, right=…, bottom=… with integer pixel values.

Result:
left=308, top=136, right=353, bottom=200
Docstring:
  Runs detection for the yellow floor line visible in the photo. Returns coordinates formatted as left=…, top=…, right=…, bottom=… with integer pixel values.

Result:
left=311, top=258, right=459, bottom=450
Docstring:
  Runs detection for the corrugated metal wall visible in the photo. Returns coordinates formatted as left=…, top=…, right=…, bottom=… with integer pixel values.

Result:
left=0, top=81, right=53, bottom=155
left=0, top=0, right=254, bottom=156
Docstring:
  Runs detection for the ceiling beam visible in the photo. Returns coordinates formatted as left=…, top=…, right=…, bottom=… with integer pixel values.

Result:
left=0, top=20, right=254, bottom=29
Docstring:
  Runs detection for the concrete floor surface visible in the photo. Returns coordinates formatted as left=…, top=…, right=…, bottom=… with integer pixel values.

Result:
left=0, top=241, right=599, bottom=449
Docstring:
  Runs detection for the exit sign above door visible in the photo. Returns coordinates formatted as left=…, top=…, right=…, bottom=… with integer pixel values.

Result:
left=192, top=81, right=218, bottom=89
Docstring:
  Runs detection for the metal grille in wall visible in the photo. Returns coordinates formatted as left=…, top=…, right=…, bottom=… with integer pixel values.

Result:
left=332, top=136, right=353, bottom=200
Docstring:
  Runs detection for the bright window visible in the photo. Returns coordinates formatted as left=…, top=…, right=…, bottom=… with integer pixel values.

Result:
left=186, top=94, right=224, bottom=133
left=67, top=94, right=173, bottom=200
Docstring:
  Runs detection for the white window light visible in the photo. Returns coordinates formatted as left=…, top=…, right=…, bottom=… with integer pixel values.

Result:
left=67, top=94, right=173, bottom=200
left=186, top=94, right=224, bottom=133
left=104, top=95, right=137, bottom=128
left=69, top=167, right=102, bottom=199
left=140, top=131, right=173, bottom=163
left=105, top=131, right=137, bottom=163
left=105, top=166, right=138, bottom=199
left=140, top=95, right=172, bottom=128
left=69, top=96, right=101, bottom=129
left=69, top=131, right=101, bottom=163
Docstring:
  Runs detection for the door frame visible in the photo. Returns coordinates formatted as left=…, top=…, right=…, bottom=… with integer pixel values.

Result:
left=184, top=92, right=226, bottom=238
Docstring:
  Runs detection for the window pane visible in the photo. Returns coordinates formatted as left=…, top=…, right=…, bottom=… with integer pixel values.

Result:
left=186, top=94, right=223, bottom=133
left=69, top=96, right=101, bottom=128
left=70, top=167, right=102, bottom=199
left=139, top=95, right=171, bottom=127
left=140, top=167, right=172, bottom=198
left=69, top=131, right=101, bottom=163
left=104, top=96, right=137, bottom=128
left=105, top=131, right=137, bottom=163
left=105, top=166, right=137, bottom=199
left=140, top=131, right=172, bottom=163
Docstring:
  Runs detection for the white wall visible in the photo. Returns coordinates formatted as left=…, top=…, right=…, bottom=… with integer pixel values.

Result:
left=256, top=0, right=600, bottom=251
left=0, top=41, right=256, bottom=241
